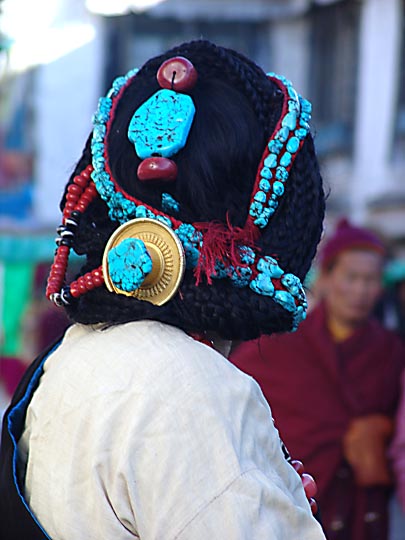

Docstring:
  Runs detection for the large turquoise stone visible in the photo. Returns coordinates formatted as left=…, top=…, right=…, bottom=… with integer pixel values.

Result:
left=128, top=89, right=195, bottom=159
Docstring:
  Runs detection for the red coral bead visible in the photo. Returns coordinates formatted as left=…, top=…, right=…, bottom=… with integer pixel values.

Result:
left=137, top=157, right=178, bottom=182
left=157, top=56, right=198, bottom=93
left=291, top=460, right=305, bottom=476
left=70, top=283, right=81, bottom=298
left=309, top=498, right=318, bottom=515
left=301, top=473, right=317, bottom=499
left=67, top=184, right=82, bottom=195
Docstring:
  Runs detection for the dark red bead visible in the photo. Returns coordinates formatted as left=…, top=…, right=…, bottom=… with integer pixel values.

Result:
left=137, top=157, right=178, bottom=182
left=291, top=460, right=305, bottom=476
left=70, top=283, right=80, bottom=298
left=74, top=175, right=88, bottom=187
left=309, top=498, right=318, bottom=515
left=157, top=56, right=198, bottom=93
left=67, top=184, right=82, bottom=195
left=301, top=473, right=317, bottom=499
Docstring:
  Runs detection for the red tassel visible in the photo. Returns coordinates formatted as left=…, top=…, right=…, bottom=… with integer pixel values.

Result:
left=194, top=215, right=260, bottom=285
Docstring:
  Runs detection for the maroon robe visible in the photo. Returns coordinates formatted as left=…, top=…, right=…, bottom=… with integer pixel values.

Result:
left=230, top=303, right=405, bottom=540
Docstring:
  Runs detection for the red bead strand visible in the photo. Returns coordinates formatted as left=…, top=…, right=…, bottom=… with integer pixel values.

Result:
left=62, top=165, right=93, bottom=223
left=70, top=266, right=105, bottom=298
left=290, top=460, right=318, bottom=515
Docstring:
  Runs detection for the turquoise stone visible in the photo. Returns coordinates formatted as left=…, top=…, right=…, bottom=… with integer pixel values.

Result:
left=108, top=238, right=152, bottom=292
left=275, top=127, right=290, bottom=142
left=260, top=167, right=273, bottom=180
left=280, top=152, right=292, bottom=167
left=249, top=201, right=263, bottom=217
left=300, top=119, right=310, bottom=130
left=295, top=128, right=307, bottom=140
left=281, top=273, right=302, bottom=297
left=254, top=216, right=268, bottom=228
left=300, top=99, right=312, bottom=113
left=264, top=153, right=277, bottom=169
left=288, top=100, right=299, bottom=113
left=275, top=166, right=288, bottom=181
left=128, top=89, right=195, bottom=159
left=272, top=181, right=284, bottom=196
left=259, top=178, right=270, bottom=192
left=254, top=191, right=267, bottom=203
left=162, top=193, right=180, bottom=214
left=274, top=290, right=296, bottom=312
left=282, top=111, right=297, bottom=131
left=288, top=86, right=299, bottom=101
left=268, top=139, right=283, bottom=154
left=286, top=136, right=300, bottom=153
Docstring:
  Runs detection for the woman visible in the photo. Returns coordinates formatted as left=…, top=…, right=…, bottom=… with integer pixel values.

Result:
left=0, top=40, right=326, bottom=539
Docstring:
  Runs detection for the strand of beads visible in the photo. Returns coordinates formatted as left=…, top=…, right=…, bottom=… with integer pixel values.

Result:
left=68, top=267, right=104, bottom=300
left=46, top=165, right=100, bottom=306
left=290, top=460, right=318, bottom=515
left=248, top=74, right=312, bottom=229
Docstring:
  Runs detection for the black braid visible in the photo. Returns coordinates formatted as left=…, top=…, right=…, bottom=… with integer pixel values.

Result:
left=58, top=40, right=324, bottom=340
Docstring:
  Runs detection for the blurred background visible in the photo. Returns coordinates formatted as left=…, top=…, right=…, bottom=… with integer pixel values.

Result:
left=0, top=0, right=404, bottom=360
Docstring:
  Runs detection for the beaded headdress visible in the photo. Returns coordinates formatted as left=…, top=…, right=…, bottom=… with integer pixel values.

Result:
left=47, top=55, right=312, bottom=330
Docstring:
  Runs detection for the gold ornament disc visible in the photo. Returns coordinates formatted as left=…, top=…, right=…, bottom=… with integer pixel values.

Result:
left=102, top=218, right=186, bottom=306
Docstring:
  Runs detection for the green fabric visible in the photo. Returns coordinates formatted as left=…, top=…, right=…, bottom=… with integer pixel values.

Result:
left=1, top=262, right=34, bottom=355
left=0, top=233, right=55, bottom=263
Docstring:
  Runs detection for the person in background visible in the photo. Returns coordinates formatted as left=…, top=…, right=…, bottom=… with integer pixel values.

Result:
left=231, top=218, right=405, bottom=540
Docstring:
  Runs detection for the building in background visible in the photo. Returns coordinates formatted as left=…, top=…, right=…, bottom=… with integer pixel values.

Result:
left=0, top=0, right=404, bottom=356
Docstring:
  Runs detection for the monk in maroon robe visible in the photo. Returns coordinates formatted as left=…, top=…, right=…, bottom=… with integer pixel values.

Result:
left=231, top=219, right=405, bottom=540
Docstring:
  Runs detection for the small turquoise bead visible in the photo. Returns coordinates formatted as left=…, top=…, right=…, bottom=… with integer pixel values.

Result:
left=288, top=100, right=299, bottom=113
left=295, top=128, right=307, bottom=140
left=268, top=139, right=283, bottom=154
left=254, top=191, right=267, bottom=203
left=264, top=153, right=277, bottom=169
left=288, top=86, right=299, bottom=101
left=300, top=99, right=312, bottom=114
left=272, top=181, right=284, bottom=196
left=274, top=290, right=296, bottom=312
left=300, top=119, right=310, bottom=130
left=282, top=111, right=297, bottom=131
left=259, top=179, right=270, bottom=192
left=254, top=216, right=268, bottom=228
left=276, top=166, right=288, bottom=181
left=280, top=152, right=292, bottom=167
left=286, top=136, right=300, bottom=153
left=268, top=199, right=278, bottom=209
left=301, top=112, right=311, bottom=122
left=275, top=126, right=290, bottom=143
left=249, top=201, right=263, bottom=217
left=260, top=167, right=273, bottom=180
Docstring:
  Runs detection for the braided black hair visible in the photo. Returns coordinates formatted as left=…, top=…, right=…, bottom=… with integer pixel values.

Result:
left=60, top=40, right=324, bottom=340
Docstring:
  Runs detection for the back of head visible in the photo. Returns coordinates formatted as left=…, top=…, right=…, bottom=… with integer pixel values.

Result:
left=47, top=40, right=325, bottom=340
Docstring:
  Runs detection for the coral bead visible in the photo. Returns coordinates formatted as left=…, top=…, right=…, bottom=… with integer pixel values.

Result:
left=309, top=498, right=318, bottom=515
left=137, top=157, right=178, bottom=182
left=301, top=473, right=317, bottom=499
left=291, top=460, right=305, bottom=476
left=157, top=56, right=198, bottom=93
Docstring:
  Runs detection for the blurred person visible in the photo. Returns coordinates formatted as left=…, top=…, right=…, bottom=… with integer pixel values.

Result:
left=0, top=41, right=327, bottom=539
left=231, top=218, right=405, bottom=540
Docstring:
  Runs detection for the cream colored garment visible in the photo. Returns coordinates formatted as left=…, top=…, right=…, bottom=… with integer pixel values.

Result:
left=18, top=321, right=326, bottom=540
